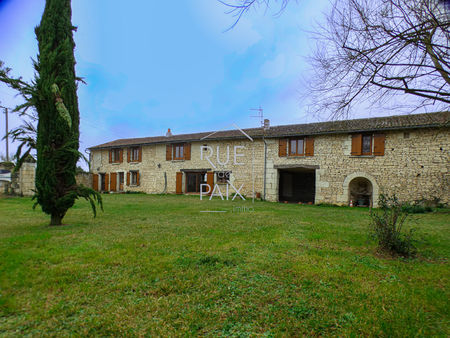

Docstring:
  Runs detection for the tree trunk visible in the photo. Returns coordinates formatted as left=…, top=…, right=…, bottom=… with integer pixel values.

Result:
left=50, top=213, right=63, bottom=226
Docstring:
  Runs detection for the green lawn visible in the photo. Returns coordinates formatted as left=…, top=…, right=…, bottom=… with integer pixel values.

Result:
left=0, top=194, right=449, bottom=336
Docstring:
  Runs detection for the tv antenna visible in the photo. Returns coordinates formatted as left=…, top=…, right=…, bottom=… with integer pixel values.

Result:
left=250, top=106, right=264, bottom=127
left=250, top=106, right=270, bottom=131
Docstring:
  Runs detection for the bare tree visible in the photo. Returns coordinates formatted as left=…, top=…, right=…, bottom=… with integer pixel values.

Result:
left=308, top=0, right=449, bottom=118
left=221, top=0, right=450, bottom=118
left=219, top=0, right=291, bottom=29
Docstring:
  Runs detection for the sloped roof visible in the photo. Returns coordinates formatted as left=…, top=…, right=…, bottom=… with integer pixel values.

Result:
left=89, top=111, right=449, bottom=149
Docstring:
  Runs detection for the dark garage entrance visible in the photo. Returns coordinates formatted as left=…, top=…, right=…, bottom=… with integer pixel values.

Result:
left=278, top=168, right=316, bottom=203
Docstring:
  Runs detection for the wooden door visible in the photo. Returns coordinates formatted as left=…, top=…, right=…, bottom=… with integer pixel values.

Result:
left=92, top=174, right=99, bottom=191
left=206, top=172, right=214, bottom=195
left=110, top=172, right=117, bottom=192
left=176, top=172, right=183, bottom=194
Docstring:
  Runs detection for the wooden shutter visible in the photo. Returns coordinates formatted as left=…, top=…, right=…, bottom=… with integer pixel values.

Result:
left=127, top=148, right=130, bottom=162
left=279, top=139, right=287, bottom=157
left=206, top=172, right=214, bottom=196
left=126, top=172, right=130, bottom=186
left=105, top=173, right=109, bottom=191
left=119, top=149, right=123, bottom=163
left=184, top=143, right=191, bottom=160
left=176, top=172, right=183, bottom=194
left=138, top=147, right=142, bottom=162
left=351, top=134, right=362, bottom=155
left=166, top=144, right=173, bottom=161
left=305, top=137, right=314, bottom=156
left=92, top=174, right=99, bottom=191
left=373, top=134, right=385, bottom=156
left=136, top=171, right=140, bottom=186
left=109, top=150, right=112, bottom=163
left=110, top=172, right=117, bottom=192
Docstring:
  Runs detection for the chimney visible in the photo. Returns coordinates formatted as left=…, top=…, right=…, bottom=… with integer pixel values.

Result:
left=166, top=128, right=172, bottom=137
left=263, top=119, right=270, bottom=130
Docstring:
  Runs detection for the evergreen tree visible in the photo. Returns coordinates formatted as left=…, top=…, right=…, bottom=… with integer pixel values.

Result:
left=32, top=0, right=101, bottom=225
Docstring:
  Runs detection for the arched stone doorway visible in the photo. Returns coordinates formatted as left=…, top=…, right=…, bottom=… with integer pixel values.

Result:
left=341, top=172, right=379, bottom=207
left=349, top=177, right=373, bottom=207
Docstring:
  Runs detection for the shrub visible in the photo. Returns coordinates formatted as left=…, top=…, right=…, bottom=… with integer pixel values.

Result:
left=370, top=194, right=417, bottom=257
left=402, top=203, right=432, bottom=214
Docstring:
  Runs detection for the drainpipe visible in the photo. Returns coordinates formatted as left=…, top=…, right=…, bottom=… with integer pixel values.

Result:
left=160, top=172, right=167, bottom=194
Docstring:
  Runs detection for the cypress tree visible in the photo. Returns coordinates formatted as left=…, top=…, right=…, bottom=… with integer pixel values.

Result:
left=34, top=0, right=101, bottom=225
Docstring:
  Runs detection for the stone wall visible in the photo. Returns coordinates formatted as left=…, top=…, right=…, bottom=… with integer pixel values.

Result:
left=5, top=167, right=93, bottom=197
left=266, top=127, right=449, bottom=206
left=76, top=172, right=92, bottom=188
left=92, top=138, right=266, bottom=199
left=91, top=126, right=450, bottom=206
left=17, top=162, right=36, bottom=196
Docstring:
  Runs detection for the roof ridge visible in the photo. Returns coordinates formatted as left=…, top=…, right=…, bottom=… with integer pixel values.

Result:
left=89, top=111, right=449, bottom=149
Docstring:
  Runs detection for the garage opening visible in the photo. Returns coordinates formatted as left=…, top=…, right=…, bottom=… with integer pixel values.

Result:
left=278, top=168, right=316, bottom=203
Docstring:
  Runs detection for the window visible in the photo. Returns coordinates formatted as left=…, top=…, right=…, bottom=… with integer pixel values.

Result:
left=166, top=143, right=191, bottom=161
left=130, top=171, right=139, bottom=186
left=110, top=148, right=122, bottom=163
left=174, top=144, right=184, bottom=160
left=118, top=172, right=124, bottom=191
left=279, top=137, right=314, bottom=157
left=351, top=133, right=385, bottom=156
left=289, top=138, right=304, bottom=156
left=131, top=147, right=140, bottom=162
left=216, top=171, right=231, bottom=184
left=362, top=134, right=372, bottom=155
left=127, top=147, right=142, bottom=163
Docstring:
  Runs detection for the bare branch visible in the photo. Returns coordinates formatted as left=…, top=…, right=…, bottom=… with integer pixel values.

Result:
left=218, top=0, right=291, bottom=30
left=307, top=0, right=450, bottom=118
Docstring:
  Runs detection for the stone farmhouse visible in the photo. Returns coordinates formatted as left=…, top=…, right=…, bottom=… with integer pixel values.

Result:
left=88, top=112, right=449, bottom=207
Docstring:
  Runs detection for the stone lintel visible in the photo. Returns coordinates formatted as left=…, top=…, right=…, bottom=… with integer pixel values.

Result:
left=180, top=168, right=212, bottom=172
left=274, top=164, right=320, bottom=170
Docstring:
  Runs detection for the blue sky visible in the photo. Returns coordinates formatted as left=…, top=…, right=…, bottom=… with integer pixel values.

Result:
left=0, top=0, right=333, bottom=163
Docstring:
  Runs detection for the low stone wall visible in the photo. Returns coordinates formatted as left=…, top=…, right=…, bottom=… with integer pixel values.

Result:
left=76, top=172, right=92, bottom=188
left=2, top=165, right=93, bottom=196
left=17, top=162, right=36, bottom=196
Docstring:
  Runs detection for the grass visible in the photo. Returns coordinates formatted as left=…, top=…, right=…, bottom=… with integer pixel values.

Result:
left=0, top=194, right=449, bottom=336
